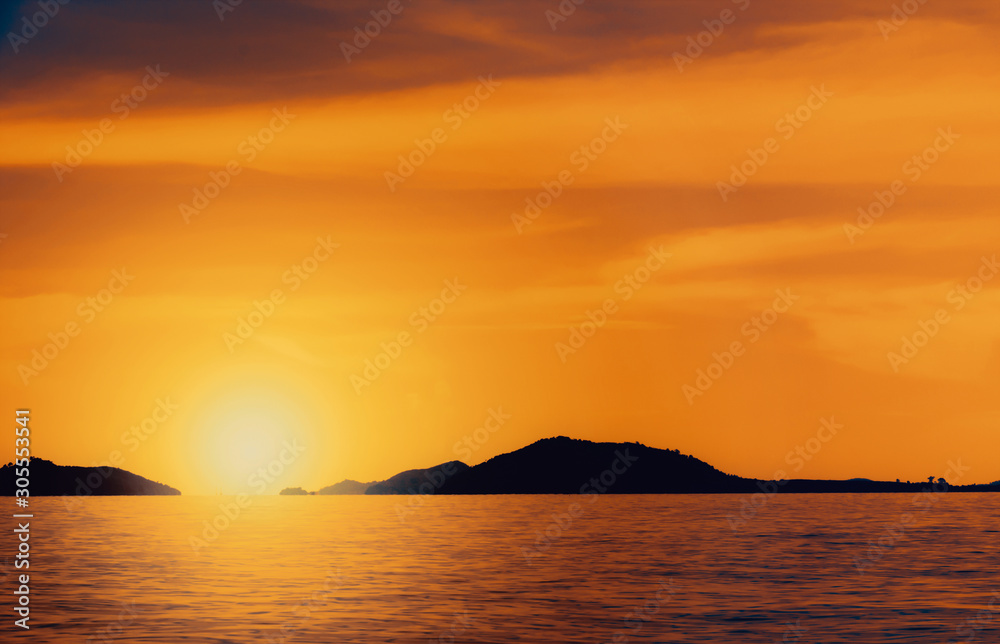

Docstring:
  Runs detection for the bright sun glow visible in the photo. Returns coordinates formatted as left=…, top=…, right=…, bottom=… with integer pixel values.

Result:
left=219, top=416, right=280, bottom=472
left=187, top=379, right=315, bottom=494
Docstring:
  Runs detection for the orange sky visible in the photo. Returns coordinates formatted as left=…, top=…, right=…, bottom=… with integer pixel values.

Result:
left=1, top=0, right=998, bottom=494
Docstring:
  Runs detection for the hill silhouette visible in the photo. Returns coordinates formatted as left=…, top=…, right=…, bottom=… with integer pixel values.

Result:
left=308, top=462, right=469, bottom=496
left=287, top=438, right=1000, bottom=496
left=1, top=457, right=180, bottom=496
left=433, top=437, right=999, bottom=495
left=436, top=436, right=752, bottom=494
left=366, top=461, right=468, bottom=495
left=318, top=479, right=374, bottom=495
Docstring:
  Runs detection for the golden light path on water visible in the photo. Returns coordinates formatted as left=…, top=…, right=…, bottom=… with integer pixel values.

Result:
left=9, top=494, right=999, bottom=643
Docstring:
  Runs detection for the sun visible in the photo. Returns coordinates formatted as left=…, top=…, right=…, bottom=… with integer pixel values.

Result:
left=187, top=384, right=310, bottom=494
left=218, top=415, right=280, bottom=473
left=170, top=360, right=338, bottom=495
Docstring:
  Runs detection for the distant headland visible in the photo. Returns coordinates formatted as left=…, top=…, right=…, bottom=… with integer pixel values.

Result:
left=0, top=457, right=180, bottom=496
left=286, top=436, right=1000, bottom=496
left=284, top=461, right=469, bottom=495
left=5, top=439, right=995, bottom=498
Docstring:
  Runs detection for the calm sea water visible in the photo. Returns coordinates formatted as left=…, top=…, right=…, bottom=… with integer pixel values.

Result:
left=5, top=494, right=999, bottom=643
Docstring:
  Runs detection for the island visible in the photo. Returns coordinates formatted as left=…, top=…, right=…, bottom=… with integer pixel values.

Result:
left=297, top=436, right=999, bottom=496
left=1, top=457, right=180, bottom=496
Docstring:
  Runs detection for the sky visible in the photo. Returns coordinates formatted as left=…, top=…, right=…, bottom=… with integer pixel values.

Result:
left=1, top=0, right=998, bottom=494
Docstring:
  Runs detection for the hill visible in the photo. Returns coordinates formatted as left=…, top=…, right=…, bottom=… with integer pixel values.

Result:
left=297, top=438, right=1000, bottom=496
left=366, top=461, right=469, bottom=495
left=318, top=479, right=373, bottom=495
left=436, top=436, right=753, bottom=494
left=1, top=457, right=180, bottom=496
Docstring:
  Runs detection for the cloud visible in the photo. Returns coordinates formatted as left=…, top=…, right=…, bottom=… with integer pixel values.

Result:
left=3, top=0, right=998, bottom=117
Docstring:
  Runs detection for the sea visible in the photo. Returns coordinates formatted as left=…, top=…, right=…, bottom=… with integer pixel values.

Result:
left=6, top=493, right=999, bottom=642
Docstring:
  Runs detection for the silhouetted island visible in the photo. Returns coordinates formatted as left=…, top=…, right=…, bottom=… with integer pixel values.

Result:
left=434, top=437, right=998, bottom=495
left=312, top=462, right=468, bottom=495
left=318, top=479, right=374, bottom=495
left=0, top=457, right=180, bottom=496
left=437, top=437, right=747, bottom=494
left=366, top=461, right=468, bottom=495
left=294, top=436, right=1000, bottom=496
left=283, top=436, right=1000, bottom=495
